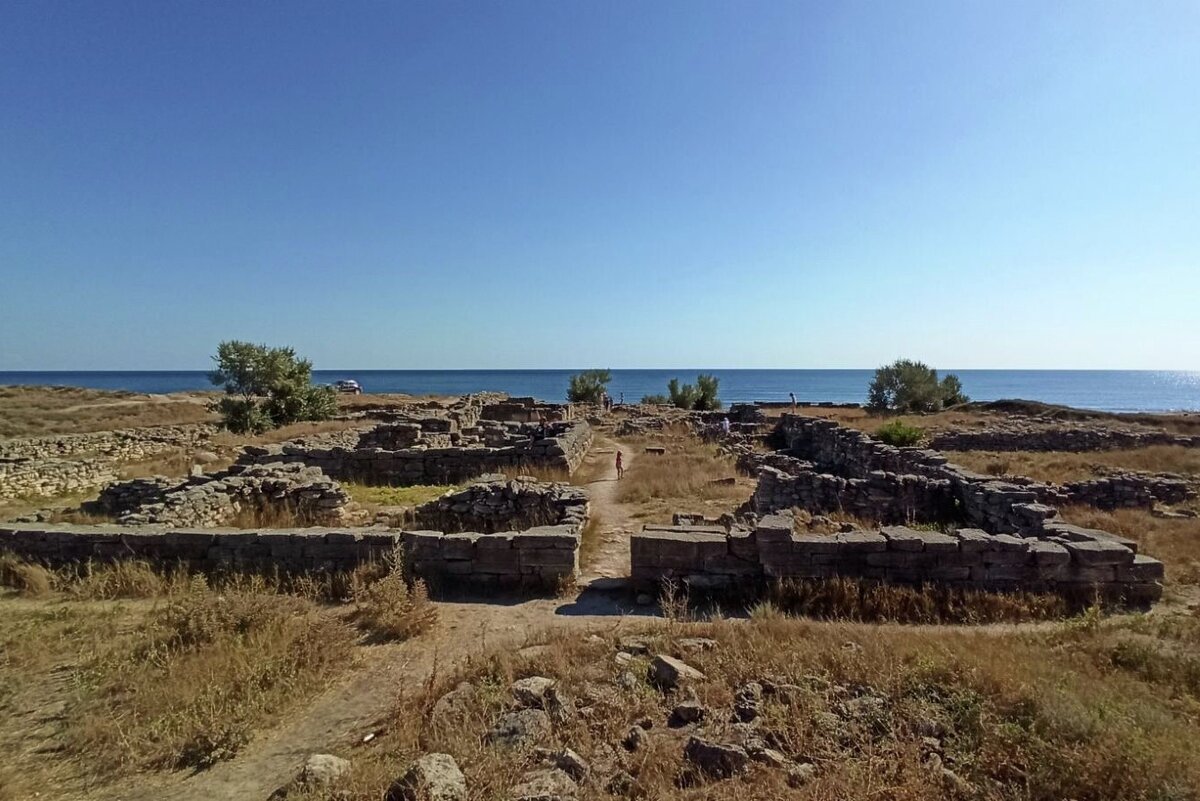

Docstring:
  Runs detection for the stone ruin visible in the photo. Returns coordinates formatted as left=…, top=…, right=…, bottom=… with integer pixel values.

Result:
left=0, top=424, right=215, bottom=500
left=631, top=414, right=1170, bottom=605
left=410, top=476, right=588, bottom=534
left=92, top=461, right=351, bottom=527
left=0, top=473, right=586, bottom=592
left=239, top=416, right=594, bottom=486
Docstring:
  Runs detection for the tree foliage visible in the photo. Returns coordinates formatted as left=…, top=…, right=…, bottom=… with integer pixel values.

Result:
left=866, top=359, right=969, bottom=414
left=640, top=393, right=669, bottom=405
left=208, top=341, right=337, bottom=434
left=567, top=369, right=612, bottom=404
left=666, top=373, right=722, bottom=410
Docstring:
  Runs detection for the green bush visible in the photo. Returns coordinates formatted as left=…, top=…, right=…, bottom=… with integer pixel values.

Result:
left=866, top=358, right=969, bottom=413
left=208, top=341, right=336, bottom=434
left=640, top=393, right=669, bottom=405
left=874, top=419, right=924, bottom=447
left=666, top=373, right=722, bottom=410
left=567, top=369, right=612, bottom=404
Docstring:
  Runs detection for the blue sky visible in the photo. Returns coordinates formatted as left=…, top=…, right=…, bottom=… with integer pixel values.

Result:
left=1, top=1, right=1197, bottom=370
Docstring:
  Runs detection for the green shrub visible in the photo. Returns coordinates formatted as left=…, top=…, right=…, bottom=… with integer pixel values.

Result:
left=566, top=369, right=612, bottom=404
left=666, top=373, right=722, bottom=410
left=866, top=358, right=969, bottom=413
left=208, top=341, right=336, bottom=434
left=874, top=419, right=924, bottom=446
left=640, top=393, right=669, bottom=405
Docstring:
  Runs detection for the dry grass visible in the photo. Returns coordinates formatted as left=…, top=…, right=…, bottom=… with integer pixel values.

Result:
left=616, top=427, right=753, bottom=522
left=0, top=385, right=217, bottom=438
left=344, top=482, right=459, bottom=509
left=500, top=464, right=573, bottom=484
left=69, top=580, right=355, bottom=771
left=1060, top=505, right=1200, bottom=586
left=292, top=612, right=1200, bottom=800
left=351, top=557, right=438, bottom=642
left=766, top=577, right=1067, bottom=624
left=210, top=418, right=367, bottom=448
left=948, top=446, right=1200, bottom=484
left=0, top=556, right=444, bottom=795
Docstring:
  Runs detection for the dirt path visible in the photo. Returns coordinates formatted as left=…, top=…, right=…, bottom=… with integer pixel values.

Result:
left=578, top=435, right=638, bottom=581
left=98, top=436, right=655, bottom=801
left=110, top=595, right=641, bottom=801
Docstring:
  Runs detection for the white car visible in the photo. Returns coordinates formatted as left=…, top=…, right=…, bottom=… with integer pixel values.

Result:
left=334, top=379, right=363, bottom=395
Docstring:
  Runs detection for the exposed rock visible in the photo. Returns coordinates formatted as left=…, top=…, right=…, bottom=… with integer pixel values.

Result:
left=270, top=753, right=351, bottom=798
left=648, top=654, right=705, bottom=690
left=431, top=682, right=477, bottom=727
left=733, top=681, right=763, bottom=722
left=668, top=699, right=707, bottom=727
left=512, top=676, right=557, bottom=708
left=486, top=709, right=552, bottom=748
left=510, top=767, right=577, bottom=801
left=683, top=736, right=751, bottom=779
left=386, top=753, right=467, bottom=801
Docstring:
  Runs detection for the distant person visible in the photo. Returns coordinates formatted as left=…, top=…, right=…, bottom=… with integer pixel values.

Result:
left=619, top=392, right=624, bottom=405
left=615, top=450, right=625, bottom=480
left=720, top=416, right=731, bottom=435
left=789, top=391, right=796, bottom=413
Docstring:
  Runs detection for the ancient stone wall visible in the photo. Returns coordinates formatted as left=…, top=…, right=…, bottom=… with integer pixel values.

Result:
left=0, top=424, right=215, bottom=500
left=929, top=426, right=1200, bottom=452
left=760, top=416, right=1194, bottom=525
left=630, top=514, right=1163, bottom=605
left=239, top=420, right=594, bottom=487
left=0, top=521, right=579, bottom=592
left=410, top=479, right=588, bottom=535
left=100, top=462, right=351, bottom=527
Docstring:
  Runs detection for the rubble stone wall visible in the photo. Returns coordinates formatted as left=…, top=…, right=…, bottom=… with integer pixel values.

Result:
left=238, top=420, right=593, bottom=487
left=0, top=522, right=579, bottom=592
left=0, top=424, right=215, bottom=500
left=99, top=462, right=351, bottom=527
left=929, top=427, right=1200, bottom=452
left=411, top=479, right=589, bottom=534
left=631, top=515, right=1163, bottom=605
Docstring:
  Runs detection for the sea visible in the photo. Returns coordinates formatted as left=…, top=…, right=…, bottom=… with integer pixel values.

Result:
left=1, top=370, right=1198, bottom=414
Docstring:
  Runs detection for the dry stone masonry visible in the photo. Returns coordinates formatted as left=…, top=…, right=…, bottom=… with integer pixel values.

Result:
left=239, top=418, right=593, bottom=486
left=631, top=514, right=1163, bottom=605
left=410, top=477, right=588, bottom=534
left=0, top=424, right=215, bottom=500
left=96, top=462, right=352, bottom=527
left=929, top=424, right=1200, bottom=452
left=630, top=414, right=1168, bottom=606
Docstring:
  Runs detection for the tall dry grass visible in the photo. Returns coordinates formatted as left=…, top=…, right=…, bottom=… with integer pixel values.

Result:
left=616, top=427, right=752, bottom=521
left=69, top=581, right=356, bottom=771
left=291, top=614, right=1200, bottom=800
left=948, top=445, right=1200, bottom=484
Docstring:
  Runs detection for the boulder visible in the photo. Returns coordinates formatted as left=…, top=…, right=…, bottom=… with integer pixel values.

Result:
left=512, top=676, right=557, bottom=708
left=486, top=709, right=552, bottom=748
left=386, top=753, right=467, bottom=801
left=683, top=736, right=750, bottom=779
left=648, top=654, right=705, bottom=690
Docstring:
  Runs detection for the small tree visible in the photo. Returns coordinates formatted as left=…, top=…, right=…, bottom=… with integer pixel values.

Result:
left=866, top=359, right=969, bottom=414
left=567, top=369, right=612, bottom=404
left=209, top=341, right=337, bottom=434
left=940, top=374, right=969, bottom=407
left=666, top=374, right=722, bottom=410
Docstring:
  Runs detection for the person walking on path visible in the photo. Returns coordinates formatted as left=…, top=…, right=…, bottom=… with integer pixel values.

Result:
left=789, top=392, right=796, bottom=413
left=615, top=450, right=625, bottom=480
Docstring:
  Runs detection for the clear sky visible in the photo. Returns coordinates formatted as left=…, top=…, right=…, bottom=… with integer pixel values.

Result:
left=1, top=1, right=1198, bottom=370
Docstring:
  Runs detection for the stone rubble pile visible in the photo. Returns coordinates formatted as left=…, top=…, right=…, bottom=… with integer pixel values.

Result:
left=0, top=424, right=215, bottom=500
left=109, top=462, right=351, bottom=527
left=411, top=477, right=589, bottom=534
